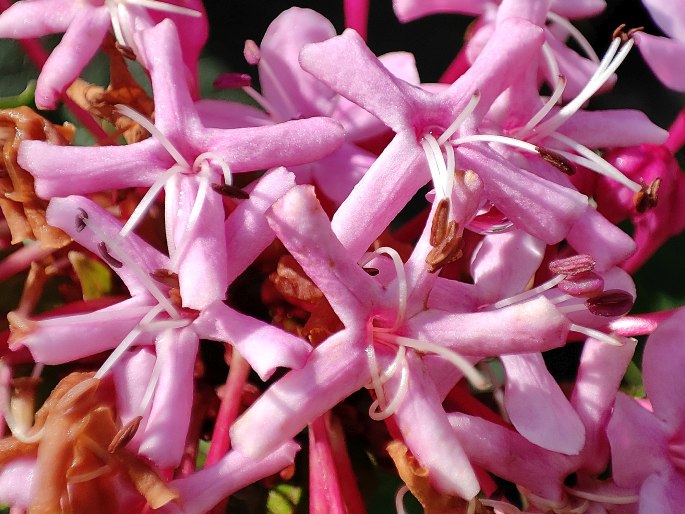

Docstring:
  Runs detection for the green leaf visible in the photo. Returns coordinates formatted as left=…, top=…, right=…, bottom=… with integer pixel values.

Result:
left=266, top=484, right=302, bottom=514
left=0, top=80, right=36, bottom=108
left=622, top=360, right=645, bottom=398
left=68, top=251, right=112, bottom=300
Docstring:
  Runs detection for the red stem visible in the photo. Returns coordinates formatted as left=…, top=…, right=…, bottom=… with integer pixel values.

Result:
left=439, top=47, right=470, bottom=84
left=205, top=350, right=250, bottom=467
left=309, top=413, right=347, bottom=514
left=327, top=414, right=367, bottom=514
left=344, top=0, right=370, bottom=41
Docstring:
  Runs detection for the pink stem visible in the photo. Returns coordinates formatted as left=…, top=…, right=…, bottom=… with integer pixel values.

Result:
left=344, top=0, right=369, bottom=41
left=0, top=243, right=54, bottom=283
left=666, top=106, right=685, bottom=154
left=309, top=413, right=347, bottom=514
left=205, top=350, right=250, bottom=467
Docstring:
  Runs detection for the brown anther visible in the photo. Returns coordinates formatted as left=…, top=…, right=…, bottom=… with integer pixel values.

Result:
left=634, top=177, right=661, bottom=213
left=169, top=287, right=183, bottom=306
left=536, top=147, right=576, bottom=175
left=108, top=416, right=143, bottom=453
left=75, top=208, right=88, bottom=232
left=430, top=198, right=450, bottom=246
left=97, top=242, right=123, bottom=268
left=425, top=220, right=464, bottom=273
left=150, top=268, right=180, bottom=288
left=114, top=42, right=137, bottom=61
left=612, top=24, right=627, bottom=41
left=612, top=24, right=644, bottom=42
left=363, top=267, right=379, bottom=276
left=211, top=183, right=250, bottom=199
left=7, top=311, right=37, bottom=344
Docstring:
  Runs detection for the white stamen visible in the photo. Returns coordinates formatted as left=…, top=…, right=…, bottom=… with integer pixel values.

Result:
left=437, top=91, right=480, bottom=145
left=365, top=343, right=386, bottom=409
left=107, top=2, right=127, bottom=47
left=30, top=363, right=44, bottom=380
left=115, top=104, right=190, bottom=168
left=450, top=133, right=543, bottom=155
left=379, top=333, right=491, bottom=391
left=140, top=318, right=192, bottom=332
left=120, top=165, right=183, bottom=237
left=492, top=275, right=565, bottom=309
left=549, top=133, right=641, bottom=192
left=541, top=41, right=560, bottom=85
left=564, top=486, right=639, bottom=505
left=361, top=247, right=408, bottom=331
left=479, top=500, right=523, bottom=514
left=377, top=346, right=407, bottom=384
left=122, top=0, right=202, bottom=17
left=194, top=152, right=233, bottom=186
left=547, top=12, right=600, bottom=63
left=95, top=303, right=165, bottom=379
left=246, top=56, right=302, bottom=122
left=170, top=170, right=211, bottom=270
left=369, top=356, right=409, bottom=420
left=533, top=37, right=632, bottom=139
left=241, top=86, right=281, bottom=119
left=138, top=350, right=163, bottom=417
left=424, top=134, right=450, bottom=200
left=421, top=137, right=446, bottom=200
left=569, top=324, right=624, bottom=346
left=395, top=486, right=410, bottom=514
left=82, top=217, right=180, bottom=319
left=515, top=75, right=567, bottom=138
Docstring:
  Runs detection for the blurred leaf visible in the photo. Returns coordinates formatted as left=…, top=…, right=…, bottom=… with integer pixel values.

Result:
left=68, top=251, right=112, bottom=300
left=196, top=439, right=210, bottom=470
left=623, top=360, right=645, bottom=398
left=266, top=483, right=302, bottom=514
left=0, top=80, right=36, bottom=108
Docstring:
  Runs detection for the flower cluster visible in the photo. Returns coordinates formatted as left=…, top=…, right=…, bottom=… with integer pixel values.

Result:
left=0, top=0, right=683, bottom=512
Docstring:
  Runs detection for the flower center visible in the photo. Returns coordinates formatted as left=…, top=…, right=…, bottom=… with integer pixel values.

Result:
left=359, top=247, right=489, bottom=420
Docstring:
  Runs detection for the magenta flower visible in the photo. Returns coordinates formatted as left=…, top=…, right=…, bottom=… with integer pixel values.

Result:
left=0, top=0, right=207, bottom=108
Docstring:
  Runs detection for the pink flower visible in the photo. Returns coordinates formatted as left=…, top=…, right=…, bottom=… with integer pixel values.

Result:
left=608, top=307, right=685, bottom=513
left=0, top=0, right=207, bottom=108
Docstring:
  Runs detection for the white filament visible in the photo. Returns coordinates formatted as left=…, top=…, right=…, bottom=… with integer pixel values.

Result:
left=123, top=0, right=202, bottom=17
left=138, top=349, right=163, bottom=417
left=533, top=37, right=633, bottom=139
left=394, top=486, right=410, bottom=514
left=369, top=358, right=409, bottom=420
left=515, top=75, right=567, bottom=138
left=549, top=133, right=641, bottom=192
left=361, top=247, right=408, bottom=331
left=564, top=486, right=639, bottom=505
left=81, top=216, right=179, bottom=318
left=547, top=12, right=600, bottom=63
left=437, top=91, right=480, bottom=145
left=569, top=324, right=624, bottom=346
left=95, top=303, right=165, bottom=379
left=115, top=104, right=190, bottom=168
left=492, top=275, right=565, bottom=309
